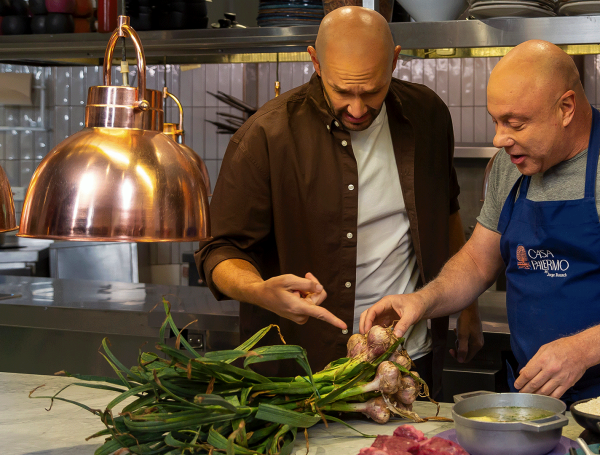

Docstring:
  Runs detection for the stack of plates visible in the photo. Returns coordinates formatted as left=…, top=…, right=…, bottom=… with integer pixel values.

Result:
left=558, top=0, right=600, bottom=16
left=469, top=0, right=557, bottom=18
left=257, top=0, right=324, bottom=27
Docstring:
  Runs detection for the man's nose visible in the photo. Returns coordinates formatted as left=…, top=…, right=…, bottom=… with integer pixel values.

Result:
left=493, top=125, right=515, bottom=149
left=347, top=97, right=368, bottom=119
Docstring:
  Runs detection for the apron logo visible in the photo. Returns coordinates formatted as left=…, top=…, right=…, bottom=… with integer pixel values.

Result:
left=516, top=244, right=530, bottom=269
left=516, top=246, right=569, bottom=277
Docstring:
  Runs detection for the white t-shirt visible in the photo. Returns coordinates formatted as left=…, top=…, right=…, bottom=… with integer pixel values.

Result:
left=350, top=103, right=432, bottom=360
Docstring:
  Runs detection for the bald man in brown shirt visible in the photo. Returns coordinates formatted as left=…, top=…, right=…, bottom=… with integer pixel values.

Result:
left=196, top=6, right=482, bottom=398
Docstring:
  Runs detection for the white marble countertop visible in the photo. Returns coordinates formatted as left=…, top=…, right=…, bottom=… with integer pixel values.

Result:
left=0, top=372, right=586, bottom=455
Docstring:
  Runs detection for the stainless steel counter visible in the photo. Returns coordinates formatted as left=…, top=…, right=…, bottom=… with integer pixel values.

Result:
left=0, top=276, right=239, bottom=377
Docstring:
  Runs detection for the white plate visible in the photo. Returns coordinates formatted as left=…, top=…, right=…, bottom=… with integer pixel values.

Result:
left=470, top=3, right=557, bottom=17
left=558, top=0, right=600, bottom=15
left=472, top=0, right=554, bottom=12
left=472, top=0, right=555, bottom=8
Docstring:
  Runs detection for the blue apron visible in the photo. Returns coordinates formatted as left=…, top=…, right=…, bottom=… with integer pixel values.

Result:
left=497, top=107, right=600, bottom=404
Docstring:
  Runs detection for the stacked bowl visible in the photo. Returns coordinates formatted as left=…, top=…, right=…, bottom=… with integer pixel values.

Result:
left=468, top=0, right=557, bottom=18
left=257, top=0, right=324, bottom=27
left=557, top=0, right=600, bottom=16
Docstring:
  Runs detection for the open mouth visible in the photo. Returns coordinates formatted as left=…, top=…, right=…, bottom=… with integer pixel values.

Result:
left=509, top=154, right=526, bottom=165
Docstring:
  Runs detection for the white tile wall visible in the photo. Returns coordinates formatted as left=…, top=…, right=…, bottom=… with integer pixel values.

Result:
left=3, top=55, right=596, bottom=269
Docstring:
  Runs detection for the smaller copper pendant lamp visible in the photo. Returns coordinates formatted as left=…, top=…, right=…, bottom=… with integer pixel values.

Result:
left=18, top=16, right=210, bottom=242
left=0, top=166, right=17, bottom=232
left=163, top=88, right=212, bottom=197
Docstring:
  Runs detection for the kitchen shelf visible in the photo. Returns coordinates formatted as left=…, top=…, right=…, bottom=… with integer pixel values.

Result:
left=3, top=16, right=600, bottom=65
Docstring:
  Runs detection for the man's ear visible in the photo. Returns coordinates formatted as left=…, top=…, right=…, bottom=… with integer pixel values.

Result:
left=307, top=46, right=321, bottom=77
left=559, top=90, right=576, bottom=127
left=392, top=45, right=402, bottom=72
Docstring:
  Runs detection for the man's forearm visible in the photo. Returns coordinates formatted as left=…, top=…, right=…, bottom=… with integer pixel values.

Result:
left=212, top=259, right=264, bottom=305
left=418, top=249, right=491, bottom=319
left=419, top=223, right=504, bottom=319
left=575, top=324, right=600, bottom=370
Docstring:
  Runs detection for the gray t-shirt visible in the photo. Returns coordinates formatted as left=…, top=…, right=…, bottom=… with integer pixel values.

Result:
left=477, top=149, right=600, bottom=233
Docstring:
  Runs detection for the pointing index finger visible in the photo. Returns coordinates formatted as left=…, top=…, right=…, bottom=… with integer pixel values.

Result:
left=303, top=303, right=347, bottom=330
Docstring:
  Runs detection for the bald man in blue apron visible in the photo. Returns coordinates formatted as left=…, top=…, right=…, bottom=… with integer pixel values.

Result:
left=360, top=40, right=600, bottom=405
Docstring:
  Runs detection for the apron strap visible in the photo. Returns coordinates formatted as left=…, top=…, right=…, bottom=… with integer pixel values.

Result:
left=498, top=175, right=526, bottom=234
left=585, top=107, right=600, bottom=198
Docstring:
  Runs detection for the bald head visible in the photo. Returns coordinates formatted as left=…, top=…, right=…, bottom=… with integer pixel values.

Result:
left=307, top=6, right=400, bottom=131
left=487, top=40, right=592, bottom=175
left=490, top=40, right=584, bottom=106
left=315, top=6, right=396, bottom=71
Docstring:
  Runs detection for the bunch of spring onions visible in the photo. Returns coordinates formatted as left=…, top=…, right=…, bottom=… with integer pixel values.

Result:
left=30, top=298, right=439, bottom=455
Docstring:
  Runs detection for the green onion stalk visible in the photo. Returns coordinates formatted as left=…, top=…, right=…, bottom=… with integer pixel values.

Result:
left=30, top=297, right=436, bottom=455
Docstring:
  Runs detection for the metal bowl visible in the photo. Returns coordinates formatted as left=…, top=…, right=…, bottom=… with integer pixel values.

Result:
left=452, top=391, right=568, bottom=455
left=571, top=398, right=600, bottom=434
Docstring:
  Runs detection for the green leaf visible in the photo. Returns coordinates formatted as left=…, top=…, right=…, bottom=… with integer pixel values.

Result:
left=234, top=325, right=282, bottom=354
left=277, top=426, right=298, bottom=455
left=106, top=383, right=154, bottom=411
left=244, top=345, right=318, bottom=397
left=207, top=428, right=258, bottom=454
left=101, top=338, right=145, bottom=385
left=255, top=403, right=320, bottom=428
left=162, top=297, right=202, bottom=358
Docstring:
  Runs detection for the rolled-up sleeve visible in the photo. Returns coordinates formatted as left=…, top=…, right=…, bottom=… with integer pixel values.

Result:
left=195, top=122, right=273, bottom=300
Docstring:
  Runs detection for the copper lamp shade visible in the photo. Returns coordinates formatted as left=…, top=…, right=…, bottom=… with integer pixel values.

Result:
left=0, top=165, right=17, bottom=233
left=18, top=16, right=210, bottom=242
left=163, top=88, right=212, bottom=197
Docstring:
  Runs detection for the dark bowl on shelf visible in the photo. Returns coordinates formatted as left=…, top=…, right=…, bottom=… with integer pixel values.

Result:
left=0, top=0, right=11, bottom=16
left=46, top=13, right=74, bottom=33
left=31, top=14, right=46, bottom=33
left=571, top=399, right=600, bottom=434
left=10, top=0, right=28, bottom=15
left=29, top=0, right=48, bottom=15
left=1, top=15, right=30, bottom=34
left=130, top=12, right=152, bottom=30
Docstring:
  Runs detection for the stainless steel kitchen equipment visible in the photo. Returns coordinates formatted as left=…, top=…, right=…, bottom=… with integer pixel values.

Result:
left=49, top=241, right=150, bottom=283
left=452, top=391, right=569, bottom=455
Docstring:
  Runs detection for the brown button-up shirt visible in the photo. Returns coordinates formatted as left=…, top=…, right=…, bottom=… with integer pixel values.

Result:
left=195, top=73, right=460, bottom=375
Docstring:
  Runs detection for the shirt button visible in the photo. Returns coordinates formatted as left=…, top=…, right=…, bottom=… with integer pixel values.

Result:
left=335, top=121, right=340, bottom=127
left=345, top=281, right=352, bottom=288
left=326, top=124, right=330, bottom=131
left=348, top=184, right=354, bottom=190
left=341, top=140, right=348, bottom=146
left=347, top=232, right=353, bottom=239
left=342, top=329, right=349, bottom=335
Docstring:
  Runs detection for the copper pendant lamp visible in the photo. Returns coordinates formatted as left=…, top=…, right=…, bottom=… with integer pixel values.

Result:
left=0, top=165, right=17, bottom=233
left=162, top=88, right=212, bottom=197
left=18, top=16, right=210, bottom=242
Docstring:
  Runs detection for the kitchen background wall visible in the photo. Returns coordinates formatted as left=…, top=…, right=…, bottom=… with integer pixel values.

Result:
left=1, top=54, right=597, bottom=283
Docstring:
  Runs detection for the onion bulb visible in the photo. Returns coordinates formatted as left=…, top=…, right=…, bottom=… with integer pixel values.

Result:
left=347, top=333, right=368, bottom=358
left=389, top=350, right=412, bottom=370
